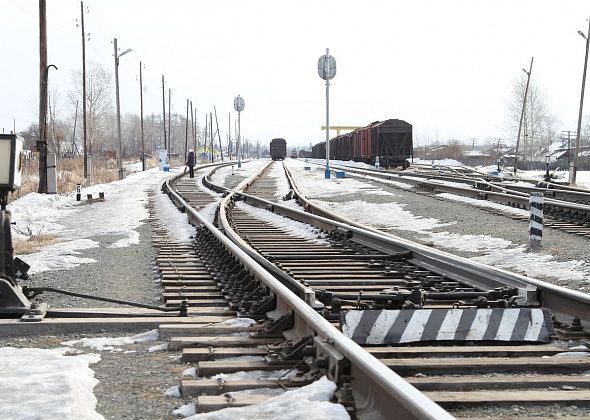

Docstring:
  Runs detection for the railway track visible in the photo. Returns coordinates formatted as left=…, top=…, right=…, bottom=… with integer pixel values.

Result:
left=311, top=161, right=590, bottom=239
left=160, top=161, right=590, bottom=418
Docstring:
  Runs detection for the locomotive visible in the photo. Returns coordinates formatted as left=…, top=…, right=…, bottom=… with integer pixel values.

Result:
left=311, top=119, right=413, bottom=168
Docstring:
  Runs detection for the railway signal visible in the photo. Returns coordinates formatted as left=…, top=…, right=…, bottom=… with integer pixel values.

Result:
left=234, top=95, right=245, bottom=168
left=318, top=49, right=336, bottom=179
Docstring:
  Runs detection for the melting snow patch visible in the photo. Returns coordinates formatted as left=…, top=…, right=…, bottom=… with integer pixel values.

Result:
left=552, top=352, right=590, bottom=358
left=165, top=385, right=182, bottom=398
left=209, top=369, right=301, bottom=381
left=174, top=402, right=197, bottom=417
left=62, top=329, right=160, bottom=351
left=236, top=201, right=328, bottom=243
left=217, top=317, right=257, bottom=328
left=0, top=347, right=103, bottom=420
left=148, top=343, right=168, bottom=353
left=186, top=376, right=349, bottom=419
left=183, top=367, right=197, bottom=378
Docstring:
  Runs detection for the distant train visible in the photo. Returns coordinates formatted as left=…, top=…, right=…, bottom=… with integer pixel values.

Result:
left=298, top=150, right=311, bottom=159
left=311, top=119, right=413, bottom=168
left=290, top=149, right=298, bottom=159
left=270, top=138, right=287, bottom=160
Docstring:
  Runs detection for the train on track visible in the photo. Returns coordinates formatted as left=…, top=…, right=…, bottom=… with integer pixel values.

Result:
left=311, top=119, right=413, bottom=168
left=270, top=138, right=287, bottom=160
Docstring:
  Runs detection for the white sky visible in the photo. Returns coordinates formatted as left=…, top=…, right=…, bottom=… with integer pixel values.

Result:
left=1, top=0, right=589, bottom=148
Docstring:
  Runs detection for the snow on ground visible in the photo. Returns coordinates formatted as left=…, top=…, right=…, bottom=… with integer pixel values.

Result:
left=9, top=167, right=189, bottom=274
left=411, top=157, right=465, bottom=167
left=187, top=376, right=349, bottom=420
left=267, top=160, right=292, bottom=199
left=436, top=193, right=531, bottom=218
left=62, top=329, right=159, bottom=351
left=288, top=159, right=396, bottom=198
left=209, top=159, right=269, bottom=187
left=0, top=347, right=103, bottom=420
left=285, top=160, right=590, bottom=283
left=235, top=201, right=329, bottom=244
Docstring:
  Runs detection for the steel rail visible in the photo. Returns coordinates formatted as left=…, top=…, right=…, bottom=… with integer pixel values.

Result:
left=311, top=161, right=590, bottom=218
left=164, top=166, right=453, bottom=420
left=280, top=163, right=590, bottom=331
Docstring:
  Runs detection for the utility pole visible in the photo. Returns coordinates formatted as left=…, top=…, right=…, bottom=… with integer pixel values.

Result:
left=168, top=88, right=171, bottom=156
left=214, top=106, right=223, bottom=161
left=161, top=75, right=166, bottom=152
left=184, top=98, right=189, bottom=160
left=71, top=100, right=78, bottom=155
left=514, top=57, right=534, bottom=175
left=190, top=101, right=194, bottom=151
left=38, top=0, right=48, bottom=193
left=572, top=18, right=590, bottom=185
left=228, top=112, right=232, bottom=159
left=210, top=112, right=214, bottom=162
left=204, top=114, right=208, bottom=161
left=81, top=1, right=88, bottom=179
left=114, top=38, right=123, bottom=180
left=139, top=61, right=145, bottom=171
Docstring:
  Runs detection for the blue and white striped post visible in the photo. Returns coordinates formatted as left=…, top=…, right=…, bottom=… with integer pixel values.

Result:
left=529, top=192, right=544, bottom=248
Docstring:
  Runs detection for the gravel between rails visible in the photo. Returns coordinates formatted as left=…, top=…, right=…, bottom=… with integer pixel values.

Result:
left=309, top=176, right=590, bottom=294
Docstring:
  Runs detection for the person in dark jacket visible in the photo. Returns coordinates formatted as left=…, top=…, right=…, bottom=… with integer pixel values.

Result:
left=186, top=149, right=196, bottom=178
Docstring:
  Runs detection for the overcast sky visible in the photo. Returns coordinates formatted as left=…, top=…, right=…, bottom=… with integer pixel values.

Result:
left=1, top=0, right=589, bottom=148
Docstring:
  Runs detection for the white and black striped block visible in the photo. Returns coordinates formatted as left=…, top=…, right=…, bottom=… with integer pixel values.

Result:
left=341, top=308, right=554, bottom=344
left=529, top=192, right=544, bottom=242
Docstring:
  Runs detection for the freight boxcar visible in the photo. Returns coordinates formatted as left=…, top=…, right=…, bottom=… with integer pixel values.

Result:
left=270, top=138, right=287, bottom=160
left=311, top=119, right=413, bottom=168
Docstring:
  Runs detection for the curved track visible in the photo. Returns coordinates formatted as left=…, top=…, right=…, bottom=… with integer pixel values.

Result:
left=161, top=161, right=590, bottom=419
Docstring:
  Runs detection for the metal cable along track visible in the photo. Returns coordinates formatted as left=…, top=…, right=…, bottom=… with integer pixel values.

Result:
left=210, top=161, right=590, bottom=417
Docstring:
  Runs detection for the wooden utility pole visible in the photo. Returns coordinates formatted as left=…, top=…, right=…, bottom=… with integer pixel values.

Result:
left=204, top=114, right=208, bottom=161
left=514, top=57, right=534, bottom=175
left=161, top=75, right=166, bottom=151
left=71, top=100, right=79, bottom=155
left=190, top=102, right=195, bottom=151
left=184, top=99, right=189, bottom=160
left=139, top=61, right=145, bottom=171
left=214, top=106, right=223, bottom=161
left=210, top=112, right=213, bottom=162
left=38, top=0, right=48, bottom=193
left=167, top=88, right=171, bottom=155
left=81, top=1, right=88, bottom=179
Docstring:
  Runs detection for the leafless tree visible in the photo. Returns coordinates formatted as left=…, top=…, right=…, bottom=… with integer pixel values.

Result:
left=507, top=76, right=558, bottom=164
left=69, top=62, right=113, bottom=155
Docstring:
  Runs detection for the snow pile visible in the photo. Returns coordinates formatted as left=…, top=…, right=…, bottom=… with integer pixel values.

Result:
left=8, top=192, right=77, bottom=241
left=187, top=376, right=349, bottom=419
left=0, top=347, right=103, bottom=420
left=216, top=317, right=257, bottom=328
left=62, top=329, right=160, bottom=351
left=235, top=201, right=328, bottom=244
left=411, top=158, right=464, bottom=167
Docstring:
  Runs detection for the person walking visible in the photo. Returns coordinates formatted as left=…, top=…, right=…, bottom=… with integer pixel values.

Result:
left=186, top=148, right=196, bottom=178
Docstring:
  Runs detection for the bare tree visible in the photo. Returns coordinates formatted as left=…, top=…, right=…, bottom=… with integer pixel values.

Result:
left=69, top=62, right=113, bottom=155
left=507, top=76, right=558, bottom=165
